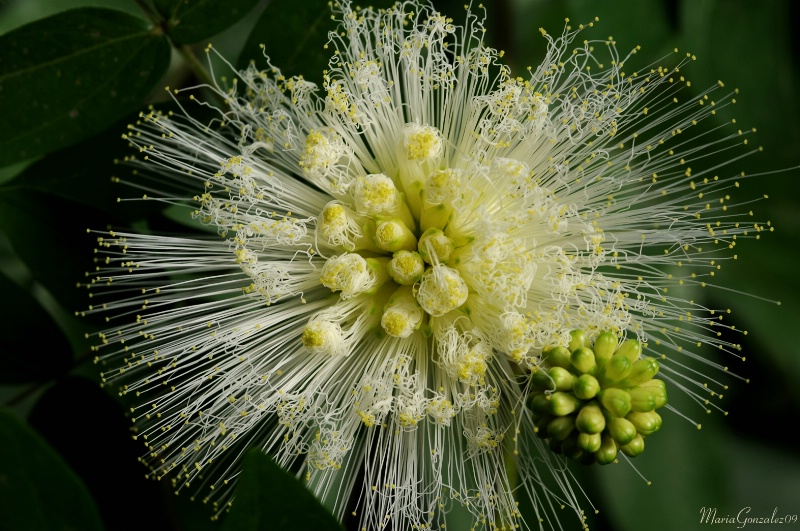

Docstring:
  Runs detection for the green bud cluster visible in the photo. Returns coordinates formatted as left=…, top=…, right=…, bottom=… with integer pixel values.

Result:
left=528, top=330, right=668, bottom=465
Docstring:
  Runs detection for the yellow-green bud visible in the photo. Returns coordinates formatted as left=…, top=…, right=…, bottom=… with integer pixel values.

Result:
left=598, top=355, right=632, bottom=386
left=593, top=330, right=618, bottom=365
left=640, top=379, right=668, bottom=408
left=607, top=417, right=637, bottom=445
left=569, top=329, right=588, bottom=352
left=547, top=416, right=575, bottom=441
left=578, top=432, right=602, bottom=453
left=575, top=403, right=606, bottom=434
left=628, top=386, right=661, bottom=412
left=618, top=357, right=660, bottom=387
left=531, top=368, right=554, bottom=392
left=529, top=393, right=550, bottom=415
left=549, top=366, right=575, bottom=391
left=620, top=434, right=645, bottom=457
left=570, top=346, right=597, bottom=375
left=532, top=367, right=572, bottom=392
left=595, top=434, right=618, bottom=465
left=548, top=392, right=582, bottom=416
left=614, top=338, right=641, bottom=364
left=544, top=345, right=571, bottom=369
left=600, top=388, right=631, bottom=418
left=573, top=374, right=600, bottom=400
left=627, top=411, right=662, bottom=436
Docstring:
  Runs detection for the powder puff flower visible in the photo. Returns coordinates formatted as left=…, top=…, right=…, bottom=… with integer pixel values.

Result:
left=84, top=1, right=769, bottom=529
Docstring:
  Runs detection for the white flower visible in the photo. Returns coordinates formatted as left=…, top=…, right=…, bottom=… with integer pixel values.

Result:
left=84, top=1, right=769, bottom=528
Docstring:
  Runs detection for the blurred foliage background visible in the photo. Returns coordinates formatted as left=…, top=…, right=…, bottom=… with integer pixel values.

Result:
left=0, top=0, right=798, bottom=530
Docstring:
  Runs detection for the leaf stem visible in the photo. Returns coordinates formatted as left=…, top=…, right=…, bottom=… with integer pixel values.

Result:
left=132, top=0, right=218, bottom=91
left=178, top=44, right=217, bottom=89
left=132, top=0, right=162, bottom=26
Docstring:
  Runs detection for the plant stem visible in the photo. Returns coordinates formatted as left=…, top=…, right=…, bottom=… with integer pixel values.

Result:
left=179, top=45, right=217, bottom=89
left=132, top=0, right=162, bottom=26
left=132, top=0, right=218, bottom=91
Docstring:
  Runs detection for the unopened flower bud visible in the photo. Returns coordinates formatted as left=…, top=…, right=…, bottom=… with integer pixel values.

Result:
left=599, top=388, right=631, bottom=418
left=548, top=392, right=582, bottom=416
left=626, top=411, right=662, bottom=436
left=529, top=393, right=550, bottom=416
left=598, top=355, right=632, bottom=386
left=543, top=346, right=571, bottom=369
left=549, top=366, right=576, bottom=392
left=573, top=374, right=600, bottom=400
left=571, top=346, right=596, bottom=375
left=569, top=329, right=588, bottom=352
left=618, top=357, right=659, bottom=387
left=595, top=434, right=618, bottom=465
left=620, top=434, right=646, bottom=457
left=547, top=416, right=575, bottom=441
left=593, top=330, right=618, bottom=364
left=614, top=338, right=642, bottom=364
left=628, top=386, right=660, bottom=412
left=639, top=379, right=668, bottom=408
left=607, top=417, right=637, bottom=445
left=576, top=403, right=606, bottom=434
left=578, top=432, right=602, bottom=453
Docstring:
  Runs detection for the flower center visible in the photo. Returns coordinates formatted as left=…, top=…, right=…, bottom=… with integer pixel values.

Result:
left=307, top=124, right=473, bottom=341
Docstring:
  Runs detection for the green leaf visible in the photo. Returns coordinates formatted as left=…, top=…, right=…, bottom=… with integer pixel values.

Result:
left=0, top=189, right=114, bottom=314
left=223, top=449, right=344, bottom=531
left=153, top=0, right=262, bottom=44
left=27, top=376, right=174, bottom=531
left=567, top=0, right=674, bottom=57
left=237, top=0, right=465, bottom=81
left=0, top=271, right=72, bottom=383
left=0, top=8, right=170, bottom=166
left=5, top=103, right=192, bottom=222
left=237, top=0, right=334, bottom=79
left=0, top=408, right=104, bottom=531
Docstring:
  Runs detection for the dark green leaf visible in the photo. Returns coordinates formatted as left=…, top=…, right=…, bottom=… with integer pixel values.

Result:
left=27, top=376, right=173, bottom=531
left=0, top=408, right=104, bottom=531
left=0, top=8, right=170, bottom=166
left=223, top=449, right=344, bottom=531
left=237, top=0, right=334, bottom=79
left=568, top=0, right=674, bottom=57
left=6, top=102, right=198, bottom=222
left=237, top=0, right=466, bottom=81
left=0, top=189, right=114, bottom=314
left=0, top=271, right=72, bottom=383
left=154, top=0, right=262, bottom=44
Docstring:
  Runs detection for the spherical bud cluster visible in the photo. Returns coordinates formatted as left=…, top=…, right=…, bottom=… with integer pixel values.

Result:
left=528, top=330, right=668, bottom=465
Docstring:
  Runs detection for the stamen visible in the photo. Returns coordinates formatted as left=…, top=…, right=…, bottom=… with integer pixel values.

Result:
left=380, top=286, right=424, bottom=338
left=416, top=265, right=469, bottom=316
left=387, top=251, right=425, bottom=285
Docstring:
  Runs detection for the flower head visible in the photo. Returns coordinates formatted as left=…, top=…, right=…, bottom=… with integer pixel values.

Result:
left=84, top=1, right=768, bottom=528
